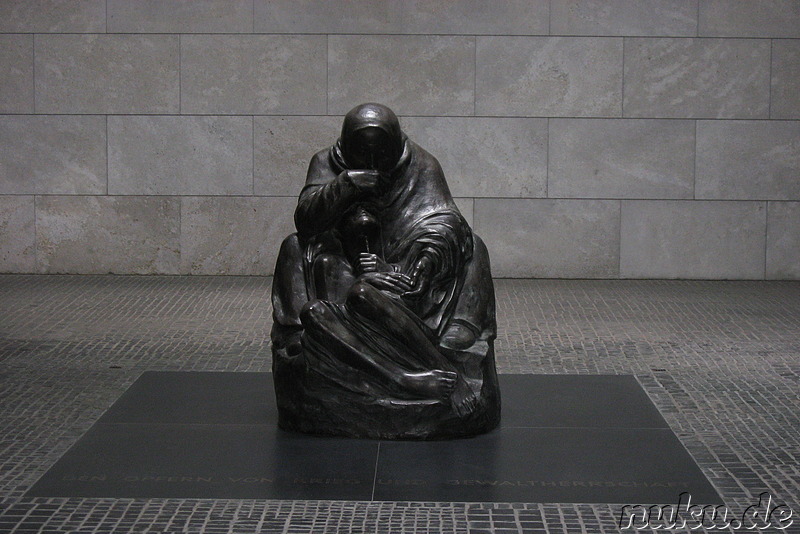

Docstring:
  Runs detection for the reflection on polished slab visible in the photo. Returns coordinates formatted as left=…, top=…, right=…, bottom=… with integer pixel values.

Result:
left=27, top=372, right=721, bottom=504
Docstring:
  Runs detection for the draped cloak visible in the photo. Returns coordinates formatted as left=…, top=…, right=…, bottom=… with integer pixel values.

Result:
left=271, top=134, right=499, bottom=439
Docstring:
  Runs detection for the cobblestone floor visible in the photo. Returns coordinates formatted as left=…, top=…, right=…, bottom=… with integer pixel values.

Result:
left=0, top=275, right=798, bottom=533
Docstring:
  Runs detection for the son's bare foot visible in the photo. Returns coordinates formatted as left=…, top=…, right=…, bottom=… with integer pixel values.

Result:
left=450, top=378, right=480, bottom=417
left=440, top=324, right=477, bottom=351
left=401, top=370, right=457, bottom=400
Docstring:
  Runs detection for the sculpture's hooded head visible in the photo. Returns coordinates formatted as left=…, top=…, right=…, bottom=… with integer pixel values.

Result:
left=339, top=103, right=405, bottom=173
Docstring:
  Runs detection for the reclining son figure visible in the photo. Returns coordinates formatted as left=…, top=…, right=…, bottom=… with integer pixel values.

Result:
left=271, top=103, right=500, bottom=439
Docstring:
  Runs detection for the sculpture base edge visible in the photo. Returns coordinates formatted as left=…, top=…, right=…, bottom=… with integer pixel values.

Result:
left=272, top=345, right=501, bottom=441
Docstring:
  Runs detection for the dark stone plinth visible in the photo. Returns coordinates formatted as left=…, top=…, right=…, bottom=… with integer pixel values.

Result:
left=273, top=346, right=500, bottom=440
left=27, top=372, right=722, bottom=504
left=271, top=103, right=501, bottom=439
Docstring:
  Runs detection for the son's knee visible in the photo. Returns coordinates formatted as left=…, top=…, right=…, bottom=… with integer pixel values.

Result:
left=299, top=299, right=329, bottom=326
left=346, top=280, right=377, bottom=313
left=440, top=322, right=479, bottom=351
left=313, top=253, right=337, bottom=272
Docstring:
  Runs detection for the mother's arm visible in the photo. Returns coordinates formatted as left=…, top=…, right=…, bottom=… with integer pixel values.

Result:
left=294, top=152, right=380, bottom=238
left=401, top=214, right=472, bottom=299
left=403, top=249, right=437, bottom=299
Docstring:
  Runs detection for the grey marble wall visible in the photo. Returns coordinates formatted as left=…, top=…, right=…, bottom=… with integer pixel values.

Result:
left=0, top=0, right=798, bottom=279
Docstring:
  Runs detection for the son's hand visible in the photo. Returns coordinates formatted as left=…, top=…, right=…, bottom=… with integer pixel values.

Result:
left=358, top=252, right=391, bottom=274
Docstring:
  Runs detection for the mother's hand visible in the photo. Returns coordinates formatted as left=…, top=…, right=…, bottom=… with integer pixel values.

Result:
left=403, top=255, right=434, bottom=299
left=359, top=271, right=413, bottom=295
left=345, top=170, right=390, bottom=194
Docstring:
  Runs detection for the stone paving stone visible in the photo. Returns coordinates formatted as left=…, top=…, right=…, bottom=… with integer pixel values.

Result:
left=698, top=0, right=800, bottom=38
left=34, top=34, right=180, bottom=115
left=254, top=115, right=341, bottom=197
left=0, top=276, right=798, bottom=533
left=771, top=40, right=800, bottom=120
left=108, top=116, right=252, bottom=196
left=767, top=201, right=800, bottom=280
left=181, top=35, right=327, bottom=115
left=35, top=197, right=180, bottom=274
left=548, top=118, right=694, bottom=199
left=0, top=115, right=106, bottom=195
left=402, top=117, right=548, bottom=199
left=0, top=196, right=34, bottom=273
left=696, top=121, right=800, bottom=201
left=474, top=198, right=620, bottom=278
left=623, top=38, right=771, bottom=119
left=328, top=35, right=475, bottom=117
left=0, top=34, right=33, bottom=114
left=620, top=200, right=766, bottom=279
left=107, top=0, right=253, bottom=33
left=0, top=0, right=106, bottom=33
left=454, top=198, right=474, bottom=228
left=476, top=37, right=623, bottom=118
left=180, top=196, right=297, bottom=275
left=253, top=0, right=549, bottom=35
left=550, top=0, right=698, bottom=37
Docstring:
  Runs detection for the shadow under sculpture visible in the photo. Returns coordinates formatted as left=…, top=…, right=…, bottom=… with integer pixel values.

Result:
left=271, top=103, right=500, bottom=439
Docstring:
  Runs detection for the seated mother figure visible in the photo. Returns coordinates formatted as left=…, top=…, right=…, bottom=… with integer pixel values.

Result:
left=271, top=103, right=500, bottom=439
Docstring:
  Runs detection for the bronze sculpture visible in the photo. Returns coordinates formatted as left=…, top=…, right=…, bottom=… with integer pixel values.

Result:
left=271, top=103, right=500, bottom=439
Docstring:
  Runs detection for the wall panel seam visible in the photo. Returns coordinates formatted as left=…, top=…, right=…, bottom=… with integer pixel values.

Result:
left=545, top=118, right=550, bottom=198
left=105, top=116, right=109, bottom=195
left=768, top=39, right=774, bottom=118
left=19, top=194, right=304, bottom=199
left=764, top=201, right=770, bottom=279
left=178, top=195, right=183, bottom=274
left=4, top=13, right=797, bottom=278
left=251, top=116, right=255, bottom=195
left=31, top=34, right=36, bottom=113
left=178, top=34, right=182, bottom=114
left=472, top=35, right=477, bottom=116
left=621, top=37, right=626, bottom=118
left=617, top=199, right=622, bottom=279
left=8, top=113, right=795, bottom=121
left=8, top=30, right=796, bottom=39
left=547, top=0, right=552, bottom=35
left=325, top=34, right=329, bottom=115
left=692, top=120, right=698, bottom=199
left=33, top=195, right=38, bottom=273
left=695, top=0, right=700, bottom=37
left=13, top=194, right=791, bottom=202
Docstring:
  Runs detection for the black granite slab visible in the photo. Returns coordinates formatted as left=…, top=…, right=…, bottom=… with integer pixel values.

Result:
left=499, top=374, right=669, bottom=429
left=373, top=427, right=719, bottom=504
left=27, top=372, right=722, bottom=504
left=28, top=423, right=376, bottom=500
left=96, top=371, right=276, bottom=425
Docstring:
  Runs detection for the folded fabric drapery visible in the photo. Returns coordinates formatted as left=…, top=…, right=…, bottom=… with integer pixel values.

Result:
left=271, top=103, right=500, bottom=439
